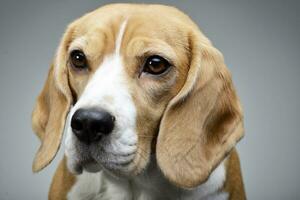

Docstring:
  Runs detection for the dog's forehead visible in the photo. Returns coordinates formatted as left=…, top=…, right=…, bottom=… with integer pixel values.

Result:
left=70, top=4, right=194, bottom=48
left=77, top=4, right=192, bottom=27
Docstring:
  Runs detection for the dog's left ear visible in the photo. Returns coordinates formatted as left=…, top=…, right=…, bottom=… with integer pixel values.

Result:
left=156, top=31, right=244, bottom=188
left=31, top=25, right=74, bottom=172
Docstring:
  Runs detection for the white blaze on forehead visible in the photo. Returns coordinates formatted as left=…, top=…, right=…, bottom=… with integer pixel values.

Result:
left=115, top=20, right=127, bottom=54
left=66, top=19, right=137, bottom=144
left=73, top=20, right=130, bottom=110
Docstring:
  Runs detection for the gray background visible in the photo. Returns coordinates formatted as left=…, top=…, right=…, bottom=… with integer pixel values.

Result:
left=0, top=0, right=299, bottom=199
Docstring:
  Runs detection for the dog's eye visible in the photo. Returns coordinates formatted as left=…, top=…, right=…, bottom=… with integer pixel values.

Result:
left=143, top=56, right=170, bottom=75
left=70, top=50, right=88, bottom=70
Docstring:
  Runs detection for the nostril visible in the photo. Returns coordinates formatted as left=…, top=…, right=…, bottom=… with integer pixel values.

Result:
left=71, top=118, right=83, bottom=132
left=99, top=113, right=115, bottom=135
left=111, top=116, right=116, bottom=123
left=71, top=110, right=89, bottom=143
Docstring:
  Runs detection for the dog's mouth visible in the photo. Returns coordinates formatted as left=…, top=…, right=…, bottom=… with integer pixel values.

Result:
left=78, top=158, right=102, bottom=173
left=66, top=140, right=137, bottom=176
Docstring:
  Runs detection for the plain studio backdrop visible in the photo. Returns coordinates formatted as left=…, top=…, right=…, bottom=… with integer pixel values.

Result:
left=0, top=0, right=299, bottom=199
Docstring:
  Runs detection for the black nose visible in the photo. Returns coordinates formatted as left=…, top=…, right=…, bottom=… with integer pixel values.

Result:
left=71, top=108, right=115, bottom=144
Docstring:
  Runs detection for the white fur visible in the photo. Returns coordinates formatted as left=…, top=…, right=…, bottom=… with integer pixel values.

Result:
left=67, top=161, right=227, bottom=200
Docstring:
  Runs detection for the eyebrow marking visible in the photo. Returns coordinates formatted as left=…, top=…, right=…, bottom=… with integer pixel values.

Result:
left=115, top=20, right=128, bottom=55
left=68, top=36, right=87, bottom=52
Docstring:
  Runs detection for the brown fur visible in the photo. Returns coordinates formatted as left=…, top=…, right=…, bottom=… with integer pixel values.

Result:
left=49, top=157, right=76, bottom=200
left=32, top=3, right=246, bottom=199
left=32, top=64, right=72, bottom=172
left=224, top=149, right=246, bottom=200
left=156, top=28, right=244, bottom=189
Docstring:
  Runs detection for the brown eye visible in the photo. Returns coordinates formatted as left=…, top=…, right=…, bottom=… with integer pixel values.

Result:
left=143, top=55, right=171, bottom=75
left=70, top=50, right=88, bottom=70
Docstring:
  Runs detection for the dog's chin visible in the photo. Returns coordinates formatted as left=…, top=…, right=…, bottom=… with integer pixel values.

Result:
left=66, top=153, right=138, bottom=178
left=83, top=160, right=103, bottom=173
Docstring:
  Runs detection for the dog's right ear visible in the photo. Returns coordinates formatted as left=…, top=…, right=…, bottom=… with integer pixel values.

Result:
left=31, top=25, right=75, bottom=173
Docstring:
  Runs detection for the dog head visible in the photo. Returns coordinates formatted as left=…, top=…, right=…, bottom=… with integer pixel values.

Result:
left=32, top=4, right=244, bottom=189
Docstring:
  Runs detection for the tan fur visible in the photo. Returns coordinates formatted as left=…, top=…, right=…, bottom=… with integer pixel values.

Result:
left=224, top=149, right=246, bottom=200
left=32, top=64, right=72, bottom=172
left=32, top=3, right=246, bottom=199
left=49, top=157, right=76, bottom=200
left=156, top=31, right=244, bottom=188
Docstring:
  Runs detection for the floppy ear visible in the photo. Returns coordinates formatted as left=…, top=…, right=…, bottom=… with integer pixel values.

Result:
left=156, top=31, right=244, bottom=188
left=32, top=27, right=74, bottom=172
left=31, top=64, right=72, bottom=172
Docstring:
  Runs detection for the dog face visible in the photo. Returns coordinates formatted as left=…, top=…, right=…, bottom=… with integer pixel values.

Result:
left=32, top=4, right=244, bottom=188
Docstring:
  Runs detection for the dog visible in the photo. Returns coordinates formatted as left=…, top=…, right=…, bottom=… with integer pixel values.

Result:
left=32, top=3, right=246, bottom=200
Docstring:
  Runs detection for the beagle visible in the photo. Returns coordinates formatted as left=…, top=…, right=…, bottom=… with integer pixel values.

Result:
left=32, top=4, right=246, bottom=200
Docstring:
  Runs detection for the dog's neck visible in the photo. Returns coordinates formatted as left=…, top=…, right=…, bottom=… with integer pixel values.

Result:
left=67, top=158, right=228, bottom=200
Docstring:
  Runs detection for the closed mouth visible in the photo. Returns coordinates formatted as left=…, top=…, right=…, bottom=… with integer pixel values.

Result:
left=91, top=150, right=136, bottom=170
left=71, top=148, right=137, bottom=175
